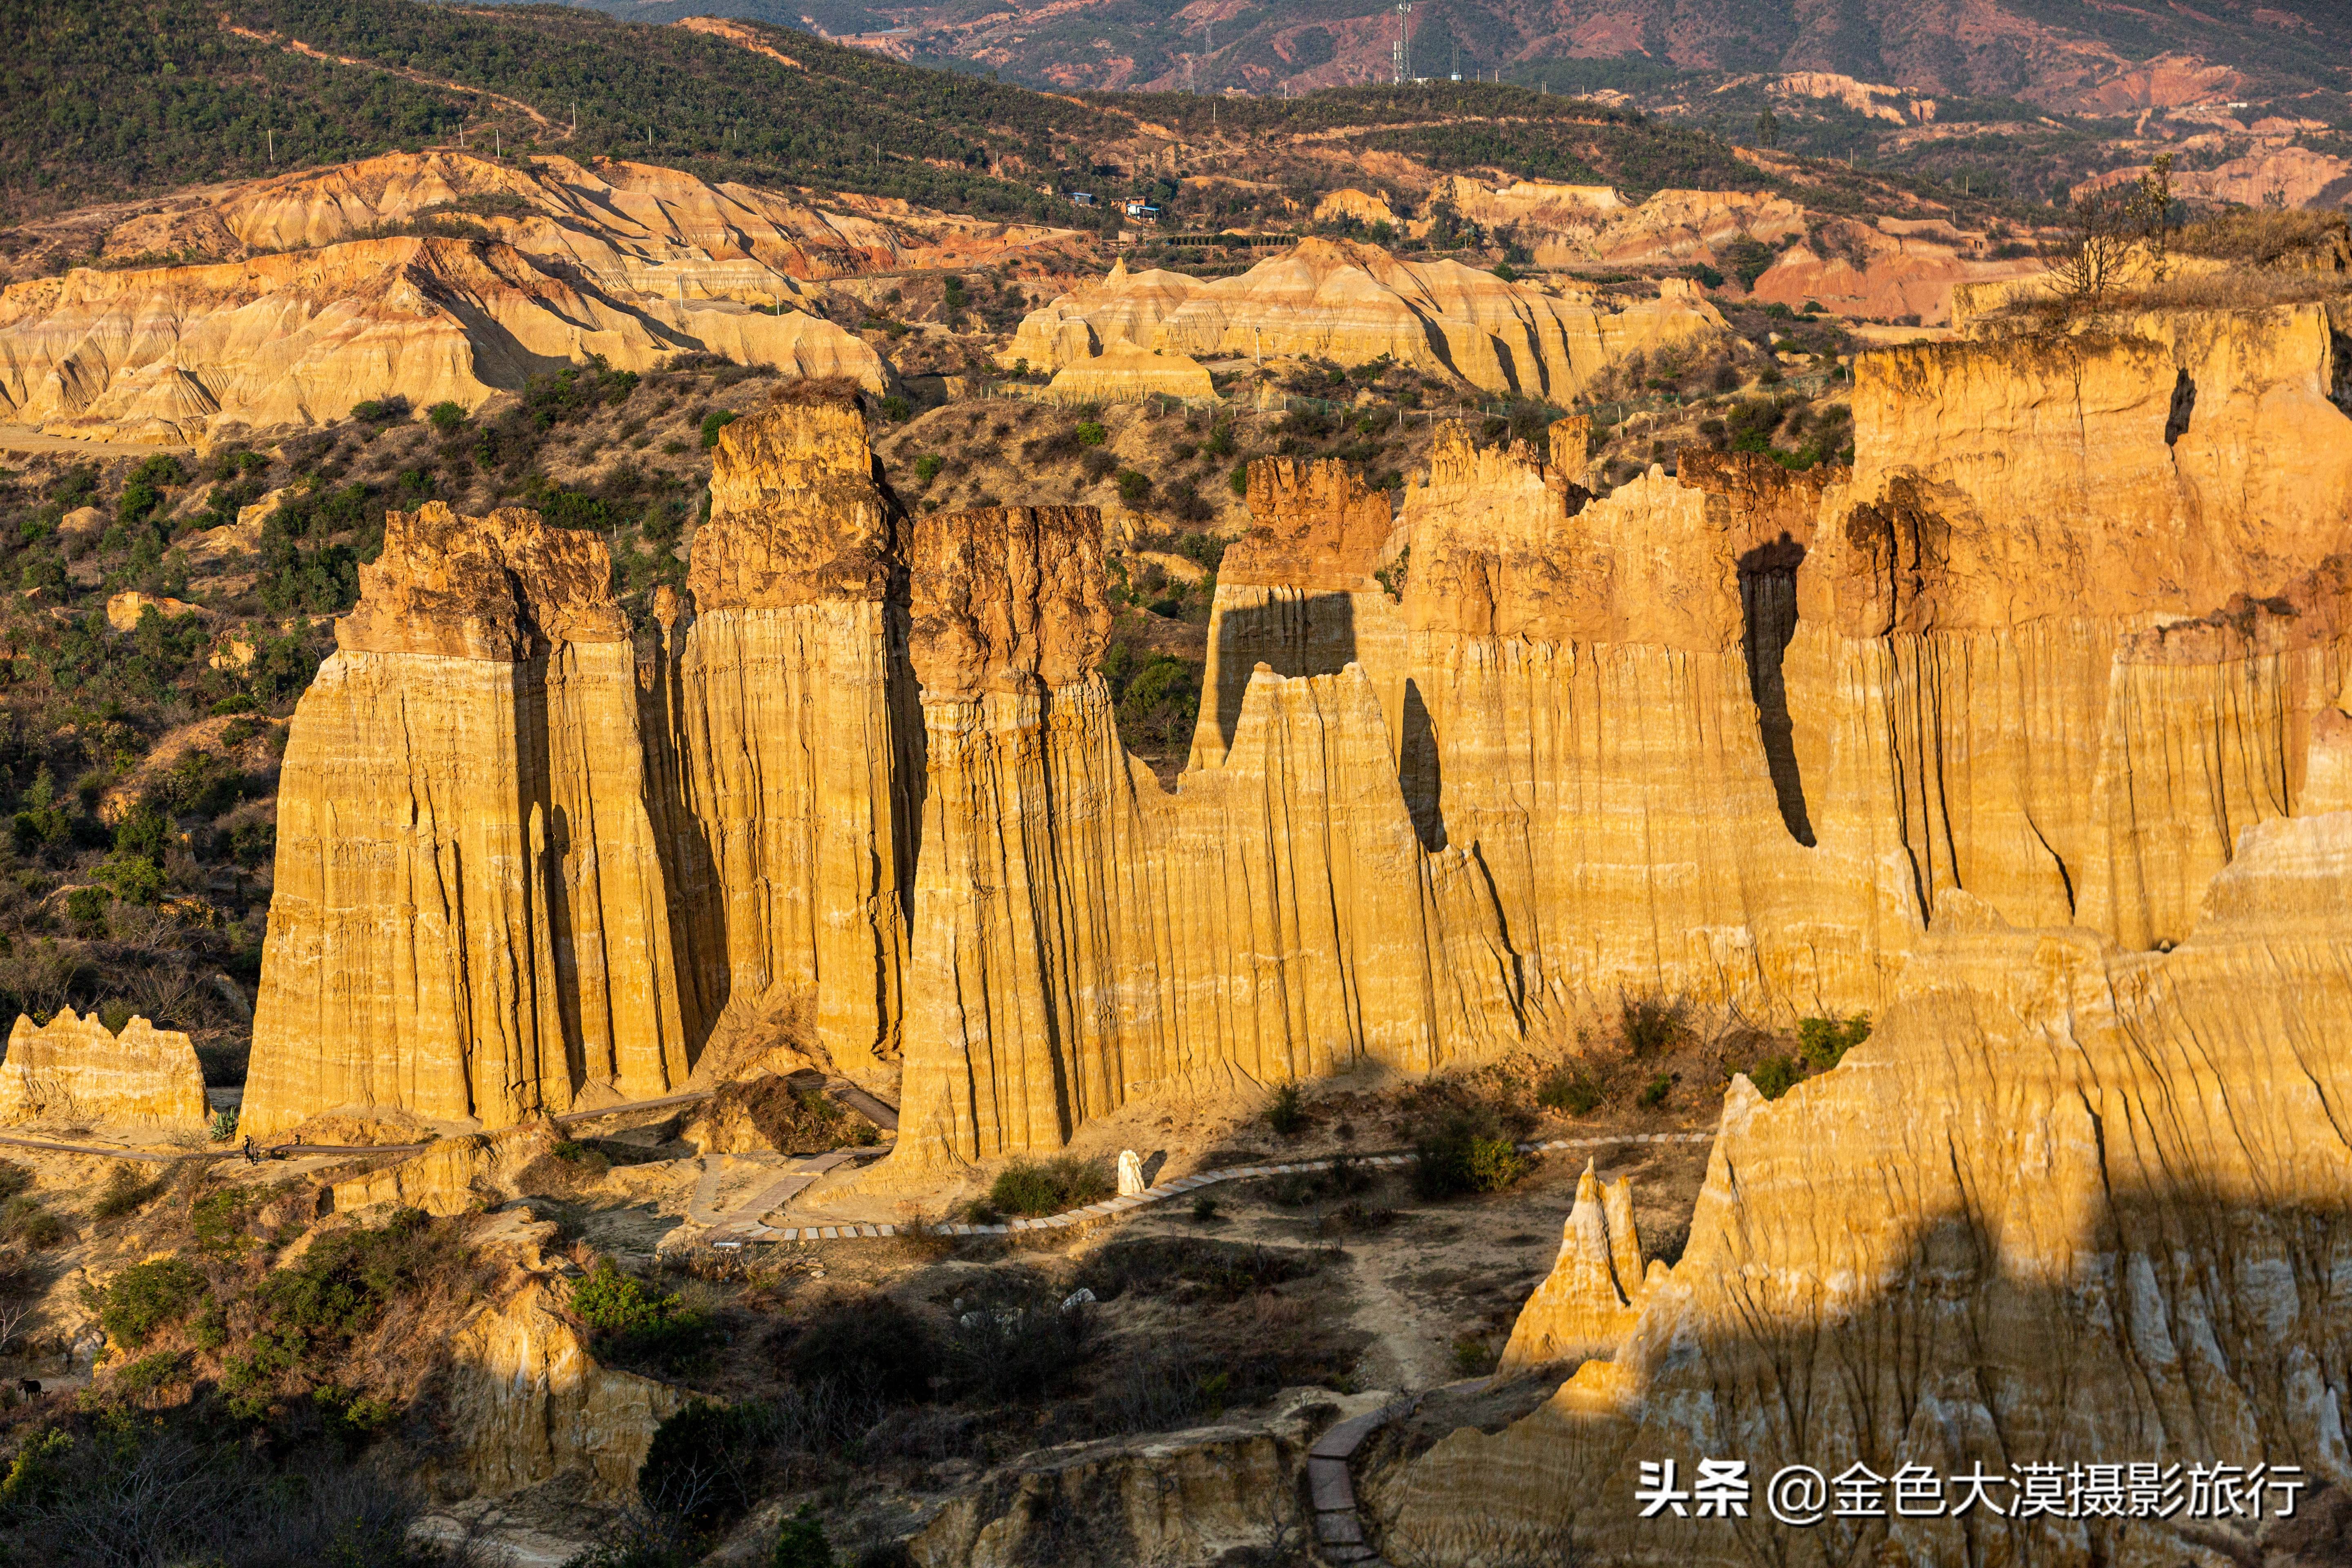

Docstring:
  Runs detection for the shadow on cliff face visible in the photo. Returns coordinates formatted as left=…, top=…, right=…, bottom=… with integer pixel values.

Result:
left=1401, top=678, right=1446, bottom=853
left=1211, top=593, right=1360, bottom=755
left=1737, top=535, right=1815, bottom=849
left=1379, top=1187, right=2352, bottom=1566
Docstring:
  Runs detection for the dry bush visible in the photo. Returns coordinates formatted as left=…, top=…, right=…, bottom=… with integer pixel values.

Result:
left=2178, top=208, right=2350, bottom=269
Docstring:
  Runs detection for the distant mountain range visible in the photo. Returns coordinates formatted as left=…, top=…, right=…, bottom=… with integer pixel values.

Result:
left=508, top=0, right=2352, bottom=114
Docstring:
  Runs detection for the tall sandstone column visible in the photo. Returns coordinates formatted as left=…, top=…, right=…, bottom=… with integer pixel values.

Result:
left=243, top=504, right=690, bottom=1137
left=651, top=396, right=922, bottom=1084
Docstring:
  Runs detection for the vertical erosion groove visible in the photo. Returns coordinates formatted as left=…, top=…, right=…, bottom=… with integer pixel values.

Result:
left=1738, top=535, right=1817, bottom=849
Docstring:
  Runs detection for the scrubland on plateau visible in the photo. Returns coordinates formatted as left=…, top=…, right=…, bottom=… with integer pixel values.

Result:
left=1, top=6, right=2351, bottom=1564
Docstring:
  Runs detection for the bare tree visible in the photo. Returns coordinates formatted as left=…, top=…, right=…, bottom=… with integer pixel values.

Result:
left=0, top=1293, right=36, bottom=1355
left=2048, top=189, right=2135, bottom=307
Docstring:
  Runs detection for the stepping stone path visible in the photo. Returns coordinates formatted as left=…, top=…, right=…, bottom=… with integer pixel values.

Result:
left=1308, top=1397, right=1418, bottom=1566
left=742, top=1130, right=1716, bottom=1243
left=700, top=1147, right=875, bottom=1242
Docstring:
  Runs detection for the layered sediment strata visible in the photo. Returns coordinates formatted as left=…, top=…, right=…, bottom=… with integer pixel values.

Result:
left=0, top=1009, right=210, bottom=1127
left=1006, top=238, right=1726, bottom=401
left=1371, top=303, right=2352, bottom=1020
left=1377, top=811, right=2352, bottom=1566
left=242, top=502, right=691, bottom=1138
left=0, top=236, right=884, bottom=445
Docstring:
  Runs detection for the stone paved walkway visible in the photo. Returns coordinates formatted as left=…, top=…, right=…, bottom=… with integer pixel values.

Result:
left=738, top=1129, right=1717, bottom=1244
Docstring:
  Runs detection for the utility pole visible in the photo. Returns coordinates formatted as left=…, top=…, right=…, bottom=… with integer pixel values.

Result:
left=267, top=127, right=274, bottom=165
left=1392, top=2, right=1413, bottom=84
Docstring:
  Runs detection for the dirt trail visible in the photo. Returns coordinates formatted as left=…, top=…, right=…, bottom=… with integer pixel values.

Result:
left=218, top=20, right=572, bottom=137
left=1346, top=1244, right=1456, bottom=1390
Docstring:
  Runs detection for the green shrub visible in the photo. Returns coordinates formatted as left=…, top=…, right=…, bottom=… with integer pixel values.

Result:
left=425, top=400, right=467, bottom=433
left=1228, top=463, right=1249, bottom=497
left=98, top=852, right=165, bottom=906
left=700, top=409, right=739, bottom=449
left=1075, top=420, right=1107, bottom=446
left=1536, top=1066, right=1604, bottom=1115
left=1265, top=1082, right=1306, bottom=1137
left=1114, top=468, right=1152, bottom=505
left=96, top=1257, right=207, bottom=1349
left=913, top=454, right=944, bottom=485
left=1414, top=1110, right=1534, bottom=1199
left=189, top=1186, right=253, bottom=1256
left=1749, top=1056, right=1799, bottom=1100
left=986, top=1154, right=1111, bottom=1216
left=1492, top=262, right=1518, bottom=282
left=572, top=1259, right=715, bottom=1374
left=773, top=1505, right=835, bottom=1568
left=1638, top=1073, right=1673, bottom=1109
left=1620, top=993, right=1690, bottom=1057
left=1189, top=1194, right=1221, bottom=1223
left=209, top=693, right=257, bottom=716
left=110, top=1350, right=191, bottom=1402
left=572, top=1259, right=679, bottom=1336
left=879, top=395, right=912, bottom=422
left=1796, top=1012, right=1871, bottom=1070
left=1451, top=1334, right=1498, bottom=1376
left=65, top=885, right=109, bottom=932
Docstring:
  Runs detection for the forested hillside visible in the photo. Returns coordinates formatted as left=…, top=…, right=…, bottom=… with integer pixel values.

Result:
left=1, top=0, right=1115, bottom=224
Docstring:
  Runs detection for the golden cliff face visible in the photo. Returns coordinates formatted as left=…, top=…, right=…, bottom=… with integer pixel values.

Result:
left=244, top=304, right=2352, bottom=1172
left=1188, top=458, right=1407, bottom=773
left=889, top=496, right=1527, bottom=1164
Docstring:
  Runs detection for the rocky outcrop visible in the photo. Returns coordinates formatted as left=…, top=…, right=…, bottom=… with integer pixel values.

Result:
left=1375, top=808, right=2352, bottom=1566
left=1045, top=339, right=1216, bottom=401
left=1424, top=181, right=1801, bottom=275
left=105, top=592, right=210, bottom=633
left=0, top=234, right=882, bottom=444
left=1004, top=255, right=1199, bottom=374
left=329, top=1122, right=557, bottom=1218
left=0, top=1009, right=210, bottom=1126
left=909, top=1395, right=1347, bottom=1567
left=1005, top=238, right=1726, bottom=400
left=1494, top=1160, right=1650, bottom=1377
left=437, top=1243, right=689, bottom=1501
left=1750, top=216, right=2046, bottom=324
left=94, top=149, right=1076, bottom=287
left=242, top=502, right=693, bottom=1138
